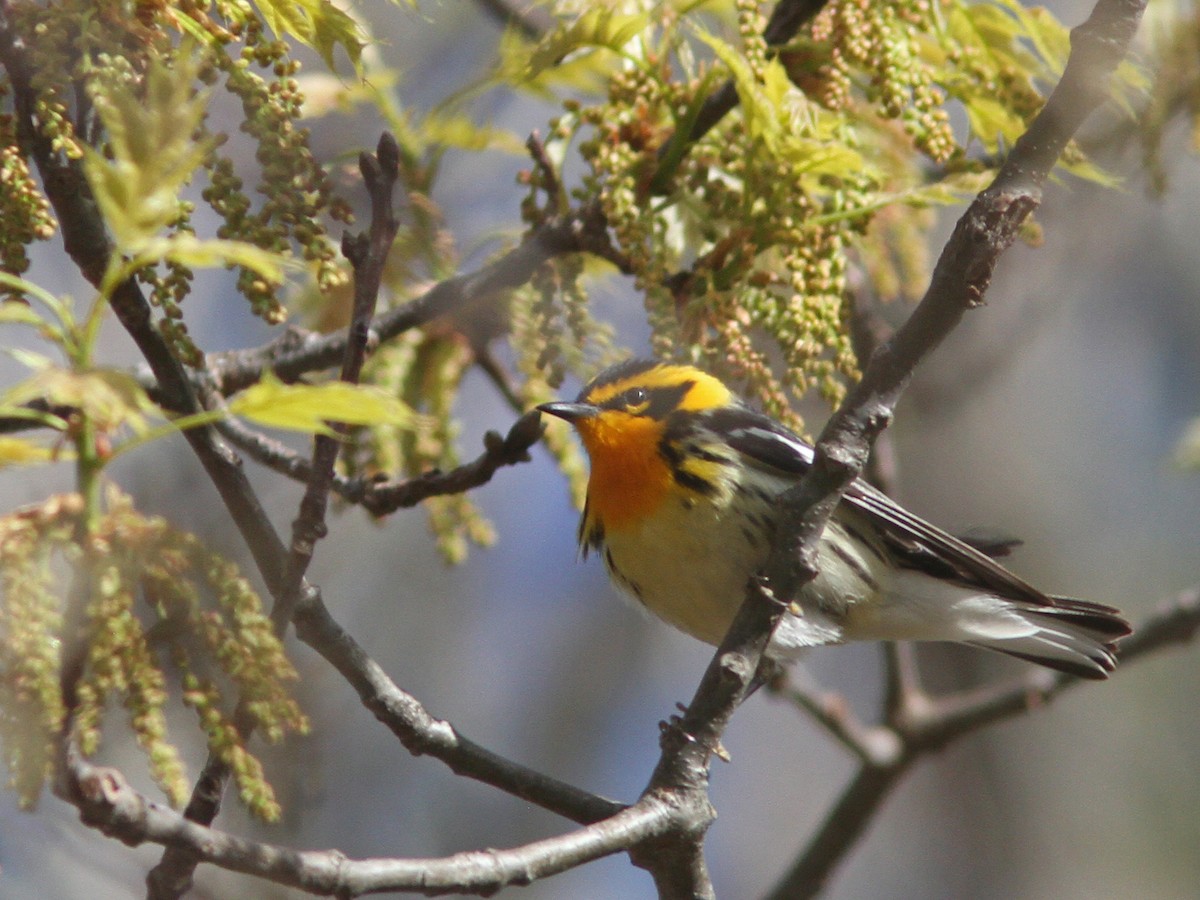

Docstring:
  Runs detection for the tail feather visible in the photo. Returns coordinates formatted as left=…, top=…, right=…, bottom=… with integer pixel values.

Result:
left=850, top=571, right=1132, bottom=678
left=1040, top=597, right=1133, bottom=638
left=973, top=642, right=1116, bottom=680
left=968, top=598, right=1129, bottom=680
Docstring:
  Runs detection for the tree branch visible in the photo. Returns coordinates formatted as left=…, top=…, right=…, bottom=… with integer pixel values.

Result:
left=62, top=750, right=671, bottom=896
left=623, top=576, right=789, bottom=897
left=147, top=136, right=405, bottom=898
left=275, top=133, right=401, bottom=627
left=767, top=583, right=1196, bottom=900
left=292, top=592, right=625, bottom=826
left=748, top=0, right=1150, bottom=894
left=215, top=410, right=545, bottom=515
left=763, top=0, right=1147, bottom=604
left=205, top=202, right=625, bottom=396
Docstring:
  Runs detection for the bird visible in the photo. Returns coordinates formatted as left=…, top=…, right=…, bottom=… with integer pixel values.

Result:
left=537, top=358, right=1131, bottom=679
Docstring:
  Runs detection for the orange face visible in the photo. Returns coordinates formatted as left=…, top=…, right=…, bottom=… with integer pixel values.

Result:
left=538, top=360, right=734, bottom=533
left=572, top=408, right=673, bottom=532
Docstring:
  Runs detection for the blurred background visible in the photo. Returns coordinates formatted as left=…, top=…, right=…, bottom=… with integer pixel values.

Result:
left=2, top=1, right=1199, bottom=898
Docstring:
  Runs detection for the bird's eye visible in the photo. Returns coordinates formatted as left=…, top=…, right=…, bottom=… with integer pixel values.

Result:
left=623, top=387, right=649, bottom=412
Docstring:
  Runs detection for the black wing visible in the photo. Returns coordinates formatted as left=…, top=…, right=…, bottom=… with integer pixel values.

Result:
left=711, top=405, right=1125, bottom=627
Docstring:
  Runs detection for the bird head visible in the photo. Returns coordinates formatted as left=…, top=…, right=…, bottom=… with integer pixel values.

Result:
left=537, top=360, right=735, bottom=529
left=537, top=358, right=733, bottom=447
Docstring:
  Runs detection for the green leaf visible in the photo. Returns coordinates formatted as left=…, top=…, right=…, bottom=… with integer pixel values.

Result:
left=2, top=367, right=156, bottom=434
left=0, top=302, right=45, bottom=328
left=962, top=95, right=1027, bottom=151
left=82, top=46, right=212, bottom=252
left=991, top=0, right=1069, bottom=73
left=694, top=31, right=873, bottom=182
left=1058, top=155, right=1123, bottom=189
left=0, top=437, right=59, bottom=468
left=902, top=169, right=996, bottom=206
left=695, top=29, right=781, bottom=150
left=0, top=277, right=74, bottom=353
left=6, top=348, right=54, bottom=372
left=524, top=9, right=647, bottom=81
left=129, top=235, right=292, bottom=284
left=255, top=0, right=367, bottom=73
left=419, top=112, right=527, bottom=155
left=228, top=372, right=422, bottom=435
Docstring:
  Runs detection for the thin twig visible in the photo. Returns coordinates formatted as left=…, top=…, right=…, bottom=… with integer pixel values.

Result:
left=148, top=136, right=403, bottom=899
left=526, top=130, right=564, bottom=216
left=769, top=669, right=902, bottom=766
left=206, top=202, right=626, bottom=396
left=881, top=642, right=925, bottom=724
left=474, top=345, right=527, bottom=411
left=276, top=133, right=401, bottom=627
left=359, top=411, right=544, bottom=515
left=292, top=593, right=625, bottom=825
left=216, top=411, right=544, bottom=513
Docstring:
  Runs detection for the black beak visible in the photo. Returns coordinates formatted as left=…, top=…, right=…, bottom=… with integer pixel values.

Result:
left=537, top=401, right=599, bottom=423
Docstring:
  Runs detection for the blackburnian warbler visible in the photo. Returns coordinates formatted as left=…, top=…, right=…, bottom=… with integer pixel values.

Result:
left=538, top=359, right=1131, bottom=679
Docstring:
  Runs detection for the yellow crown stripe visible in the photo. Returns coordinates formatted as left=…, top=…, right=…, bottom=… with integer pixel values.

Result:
left=583, top=363, right=733, bottom=411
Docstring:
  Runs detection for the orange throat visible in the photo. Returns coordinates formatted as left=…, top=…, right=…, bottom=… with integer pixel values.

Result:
left=577, top=414, right=672, bottom=534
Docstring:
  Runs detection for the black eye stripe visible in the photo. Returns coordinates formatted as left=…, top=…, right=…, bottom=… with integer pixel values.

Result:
left=645, top=381, right=691, bottom=418
left=599, top=380, right=693, bottom=418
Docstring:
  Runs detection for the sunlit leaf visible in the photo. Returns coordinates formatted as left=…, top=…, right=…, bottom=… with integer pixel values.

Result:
left=420, top=113, right=526, bottom=155
left=294, top=69, right=400, bottom=119
left=6, top=348, right=54, bottom=372
left=695, top=31, right=872, bottom=183
left=0, top=302, right=45, bottom=328
left=82, top=47, right=212, bottom=252
left=991, top=0, right=1070, bottom=73
left=524, top=9, right=647, bottom=80
left=902, top=170, right=996, bottom=206
left=0, top=273, right=64, bottom=319
left=1058, top=155, right=1123, bottom=189
left=0, top=437, right=59, bottom=468
left=696, top=29, right=780, bottom=150
left=130, top=235, right=292, bottom=284
left=255, top=0, right=367, bottom=73
left=229, top=371, right=422, bottom=435
left=2, top=367, right=156, bottom=434
left=963, top=95, right=1027, bottom=151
